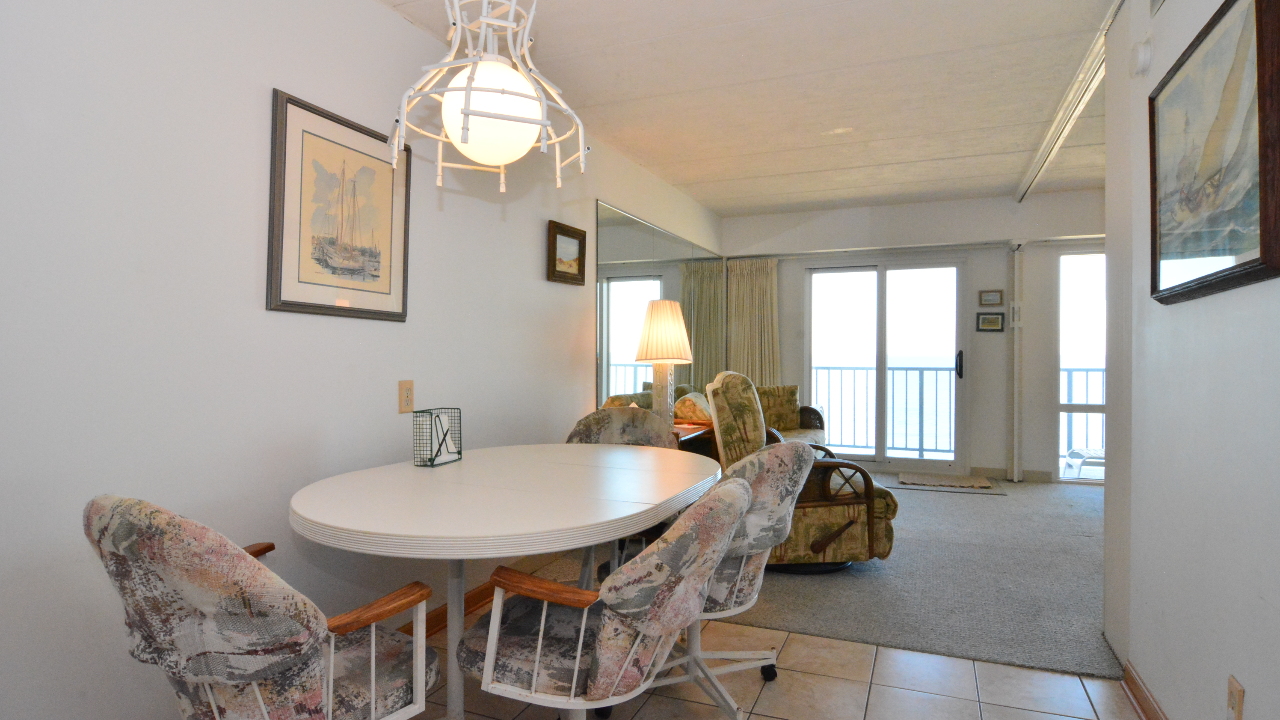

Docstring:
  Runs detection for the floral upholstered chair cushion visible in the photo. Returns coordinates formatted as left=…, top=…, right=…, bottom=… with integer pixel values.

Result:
left=674, top=391, right=713, bottom=423
left=566, top=407, right=676, bottom=449
left=601, top=392, right=653, bottom=410
left=756, top=385, right=801, bottom=431
left=704, top=442, right=814, bottom=614
left=706, top=371, right=769, bottom=469
left=641, top=382, right=698, bottom=400
left=84, top=495, right=437, bottom=720
left=456, top=478, right=752, bottom=702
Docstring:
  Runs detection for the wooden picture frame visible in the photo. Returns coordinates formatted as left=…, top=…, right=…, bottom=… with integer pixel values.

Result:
left=547, top=220, right=587, bottom=285
left=268, top=90, right=411, bottom=321
left=976, top=312, right=1005, bottom=332
left=978, top=289, right=1004, bottom=306
left=1149, top=0, right=1280, bottom=304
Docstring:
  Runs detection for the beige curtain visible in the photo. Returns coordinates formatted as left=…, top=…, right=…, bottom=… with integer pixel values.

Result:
left=679, top=260, right=726, bottom=389
left=726, top=258, right=781, bottom=386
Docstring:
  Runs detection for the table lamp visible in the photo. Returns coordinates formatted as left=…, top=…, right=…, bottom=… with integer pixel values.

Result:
left=635, top=299, right=693, bottom=427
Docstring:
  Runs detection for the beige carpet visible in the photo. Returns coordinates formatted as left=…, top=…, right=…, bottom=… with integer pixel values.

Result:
left=898, top=472, right=993, bottom=489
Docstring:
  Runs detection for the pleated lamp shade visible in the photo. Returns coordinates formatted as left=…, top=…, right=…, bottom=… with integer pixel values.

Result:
left=635, top=300, right=693, bottom=364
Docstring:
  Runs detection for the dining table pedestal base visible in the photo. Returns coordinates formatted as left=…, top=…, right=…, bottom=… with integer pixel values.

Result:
left=447, top=559, right=465, bottom=720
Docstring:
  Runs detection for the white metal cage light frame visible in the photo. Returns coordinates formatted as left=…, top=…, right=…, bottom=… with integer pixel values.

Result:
left=389, top=0, right=587, bottom=192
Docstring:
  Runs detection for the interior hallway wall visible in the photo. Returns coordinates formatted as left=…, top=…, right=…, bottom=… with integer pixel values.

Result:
left=1106, top=0, right=1279, bottom=716
left=0, top=1, right=717, bottom=717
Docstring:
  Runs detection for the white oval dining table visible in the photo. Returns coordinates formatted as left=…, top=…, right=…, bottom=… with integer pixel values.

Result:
left=290, top=443, right=723, bottom=720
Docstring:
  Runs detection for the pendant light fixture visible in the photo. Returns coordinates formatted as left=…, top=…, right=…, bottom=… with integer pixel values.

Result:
left=389, top=0, right=587, bottom=192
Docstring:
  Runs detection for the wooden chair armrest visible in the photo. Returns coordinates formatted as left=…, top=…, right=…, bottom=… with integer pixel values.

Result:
left=328, top=581, right=433, bottom=635
left=491, top=566, right=599, bottom=609
left=242, top=542, right=275, bottom=558
left=811, top=459, right=875, bottom=501
left=765, top=427, right=785, bottom=445
left=799, top=406, right=825, bottom=430
left=807, top=443, right=838, bottom=459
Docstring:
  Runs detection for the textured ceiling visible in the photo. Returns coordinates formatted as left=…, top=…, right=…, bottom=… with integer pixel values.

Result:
left=379, top=0, right=1109, bottom=216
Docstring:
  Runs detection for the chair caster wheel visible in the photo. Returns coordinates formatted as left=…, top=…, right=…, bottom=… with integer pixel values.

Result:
left=761, top=664, right=778, bottom=681
left=594, top=707, right=614, bottom=718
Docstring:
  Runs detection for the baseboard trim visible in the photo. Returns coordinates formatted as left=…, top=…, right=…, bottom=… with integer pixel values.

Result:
left=1123, top=661, right=1169, bottom=720
left=971, top=466, right=1008, bottom=481
left=1020, top=469, right=1054, bottom=483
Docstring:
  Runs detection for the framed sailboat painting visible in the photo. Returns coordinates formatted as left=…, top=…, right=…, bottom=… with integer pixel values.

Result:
left=1149, top=0, right=1280, bottom=303
left=268, top=90, right=411, bottom=320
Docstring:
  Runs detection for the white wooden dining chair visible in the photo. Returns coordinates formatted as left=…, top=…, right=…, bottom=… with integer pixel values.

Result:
left=84, top=495, right=440, bottom=720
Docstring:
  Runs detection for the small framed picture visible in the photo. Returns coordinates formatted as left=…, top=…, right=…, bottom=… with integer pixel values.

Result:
left=976, top=312, right=1005, bottom=332
left=267, top=90, right=410, bottom=321
left=547, top=220, right=587, bottom=285
left=978, top=289, right=1004, bottom=306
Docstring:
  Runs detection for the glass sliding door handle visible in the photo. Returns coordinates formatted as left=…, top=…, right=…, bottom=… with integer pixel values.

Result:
left=955, top=351, right=964, bottom=379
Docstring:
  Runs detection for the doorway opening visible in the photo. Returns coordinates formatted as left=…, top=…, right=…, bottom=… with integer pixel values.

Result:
left=1058, top=253, right=1106, bottom=481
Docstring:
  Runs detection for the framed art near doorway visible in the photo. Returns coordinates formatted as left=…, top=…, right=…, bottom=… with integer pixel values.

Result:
left=1149, top=0, right=1280, bottom=303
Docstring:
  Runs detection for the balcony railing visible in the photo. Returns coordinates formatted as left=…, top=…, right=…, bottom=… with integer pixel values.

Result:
left=811, top=366, right=956, bottom=459
left=1061, top=368, right=1105, bottom=405
left=608, top=363, right=653, bottom=396
left=1060, top=368, right=1105, bottom=465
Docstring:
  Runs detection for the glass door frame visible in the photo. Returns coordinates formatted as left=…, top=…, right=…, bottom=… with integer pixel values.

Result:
left=803, top=253, right=970, bottom=474
left=597, top=274, right=663, bottom=406
left=1053, top=243, right=1107, bottom=482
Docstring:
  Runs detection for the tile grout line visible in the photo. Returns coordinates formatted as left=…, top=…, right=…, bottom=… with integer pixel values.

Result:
left=743, top=630, right=787, bottom=716
left=869, top=680, right=983, bottom=703
left=979, top=700, right=1097, bottom=720
left=1079, top=675, right=1102, bottom=720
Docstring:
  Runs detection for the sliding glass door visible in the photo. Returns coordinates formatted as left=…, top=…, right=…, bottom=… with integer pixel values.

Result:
left=810, top=265, right=960, bottom=467
left=811, top=269, right=878, bottom=456
left=886, top=268, right=958, bottom=461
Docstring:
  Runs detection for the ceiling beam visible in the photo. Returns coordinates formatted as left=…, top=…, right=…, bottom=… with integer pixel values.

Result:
left=1014, top=0, right=1126, bottom=202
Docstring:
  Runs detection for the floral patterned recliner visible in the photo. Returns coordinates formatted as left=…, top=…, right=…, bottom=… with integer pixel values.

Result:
left=706, top=371, right=898, bottom=567
left=455, top=478, right=752, bottom=720
left=83, top=495, right=440, bottom=720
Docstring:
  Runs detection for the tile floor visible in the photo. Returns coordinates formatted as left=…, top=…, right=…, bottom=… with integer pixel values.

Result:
left=416, top=619, right=1140, bottom=720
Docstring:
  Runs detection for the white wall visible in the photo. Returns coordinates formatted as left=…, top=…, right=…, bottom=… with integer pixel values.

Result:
left=721, top=190, right=1104, bottom=257
left=0, top=1, right=716, bottom=717
left=1106, top=1, right=1280, bottom=717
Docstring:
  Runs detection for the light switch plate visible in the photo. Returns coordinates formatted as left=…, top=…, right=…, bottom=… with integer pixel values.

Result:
left=1228, top=675, right=1244, bottom=720
left=398, top=380, right=414, bottom=414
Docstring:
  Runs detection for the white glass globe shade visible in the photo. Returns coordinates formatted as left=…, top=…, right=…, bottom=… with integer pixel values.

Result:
left=441, top=61, right=541, bottom=167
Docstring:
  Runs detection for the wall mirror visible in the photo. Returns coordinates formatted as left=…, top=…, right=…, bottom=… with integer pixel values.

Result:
left=596, top=201, right=724, bottom=405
